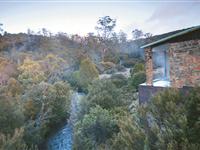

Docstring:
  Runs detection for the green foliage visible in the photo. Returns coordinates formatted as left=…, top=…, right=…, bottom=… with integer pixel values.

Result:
left=0, top=128, right=38, bottom=150
left=131, top=62, right=145, bottom=76
left=145, top=88, right=200, bottom=150
left=121, top=58, right=143, bottom=68
left=41, top=54, right=67, bottom=83
left=23, top=81, right=71, bottom=144
left=75, top=78, right=136, bottom=149
left=130, top=71, right=146, bottom=90
left=109, top=111, right=145, bottom=150
left=103, top=51, right=120, bottom=64
left=185, top=87, right=200, bottom=145
left=110, top=74, right=127, bottom=88
left=0, top=91, right=24, bottom=135
left=6, top=78, right=22, bottom=97
left=18, top=58, right=46, bottom=87
left=74, top=105, right=118, bottom=150
left=147, top=89, right=187, bottom=150
left=79, top=58, right=99, bottom=91
left=86, top=79, right=124, bottom=109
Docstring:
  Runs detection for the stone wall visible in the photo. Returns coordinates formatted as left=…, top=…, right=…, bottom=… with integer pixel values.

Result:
left=169, top=40, right=200, bottom=87
left=145, top=47, right=153, bottom=85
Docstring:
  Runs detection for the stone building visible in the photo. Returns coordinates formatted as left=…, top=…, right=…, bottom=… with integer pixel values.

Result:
left=139, top=25, right=200, bottom=103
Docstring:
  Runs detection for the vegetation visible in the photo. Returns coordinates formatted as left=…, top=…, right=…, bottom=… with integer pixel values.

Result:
left=0, top=55, right=71, bottom=149
left=130, top=71, right=146, bottom=90
left=74, top=81, right=200, bottom=150
left=0, top=17, right=199, bottom=150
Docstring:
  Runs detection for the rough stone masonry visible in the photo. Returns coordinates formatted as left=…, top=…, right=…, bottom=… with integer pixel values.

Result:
left=169, top=39, right=200, bottom=88
left=144, top=39, right=200, bottom=88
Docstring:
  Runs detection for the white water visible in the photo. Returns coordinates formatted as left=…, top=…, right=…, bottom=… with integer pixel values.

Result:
left=48, top=92, right=85, bottom=150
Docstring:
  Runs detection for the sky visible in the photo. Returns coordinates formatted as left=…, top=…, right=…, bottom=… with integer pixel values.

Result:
left=0, top=0, right=200, bottom=38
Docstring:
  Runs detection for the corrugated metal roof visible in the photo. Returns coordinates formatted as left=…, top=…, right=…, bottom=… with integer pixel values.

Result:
left=141, top=25, right=200, bottom=49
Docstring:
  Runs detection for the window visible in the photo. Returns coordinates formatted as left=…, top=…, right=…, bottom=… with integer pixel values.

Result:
left=152, top=45, right=170, bottom=81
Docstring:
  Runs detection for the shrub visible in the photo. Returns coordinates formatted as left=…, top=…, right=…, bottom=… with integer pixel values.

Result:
left=18, top=58, right=46, bottom=87
left=185, top=87, right=200, bottom=145
left=100, top=61, right=116, bottom=70
left=23, top=81, right=71, bottom=144
left=110, top=74, right=127, bottom=88
left=79, top=58, right=99, bottom=91
left=109, top=111, right=146, bottom=150
left=0, top=128, right=38, bottom=150
left=0, top=93, right=24, bottom=135
left=131, top=62, right=145, bottom=76
left=86, top=79, right=124, bottom=109
left=145, top=88, right=200, bottom=150
left=130, top=71, right=146, bottom=90
left=74, top=106, right=118, bottom=150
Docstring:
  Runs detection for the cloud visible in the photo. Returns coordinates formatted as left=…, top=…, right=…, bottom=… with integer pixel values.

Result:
left=143, top=1, right=200, bottom=34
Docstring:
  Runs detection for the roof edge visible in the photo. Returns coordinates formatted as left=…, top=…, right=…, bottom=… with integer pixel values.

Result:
left=141, top=25, right=200, bottom=49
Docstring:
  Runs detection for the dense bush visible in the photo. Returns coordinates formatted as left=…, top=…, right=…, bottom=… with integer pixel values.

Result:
left=64, top=58, right=99, bottom=92
left=185, top=87, right=200, bottom=145
left=75, top=78, right=136, bottom=149
left=121, top=58, right=143, bottom=68
left=86, top=79, right=125, bottom=109
left=22, top=81, right=71, bottom=145
left=130, top=62, right=145, bottom=76
left=74, top=105, right=118, bottom=150
left=18, top=58, right=46, bottom=87
left=108, top=111, right=146, bottom=150
left=130, top=71, right=146, bottom=90
left=0, top=128, right=37, bottom=150
left=145, top=88, right=200, bottom=150
left=110, top=74, right=127, bottom=88
left=0, top=91, right=24, bottom=135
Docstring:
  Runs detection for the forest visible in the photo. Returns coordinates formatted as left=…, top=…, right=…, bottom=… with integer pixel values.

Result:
left=0, top=16, right=199, bottom=150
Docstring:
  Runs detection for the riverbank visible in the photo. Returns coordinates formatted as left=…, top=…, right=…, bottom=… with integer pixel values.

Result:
left=47, top=92, right=85, bottom=150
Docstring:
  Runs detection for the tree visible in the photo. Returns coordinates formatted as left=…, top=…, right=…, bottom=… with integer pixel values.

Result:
left=144, top=32, right=153, bottom=38
left=118, top=30, right=127, bottom=43
left=95, top=16, right=116, bottom=40
left=79, top=58, right=99, bottom=91
left=0, top=23, right=3, bottom=35
left=18, top=58, right=46, bottom=87
left=23, top=81, right=71, bottom=145
left=41, top=54, right=67, bottom=83
left=132, top=29, right=144, bottom=40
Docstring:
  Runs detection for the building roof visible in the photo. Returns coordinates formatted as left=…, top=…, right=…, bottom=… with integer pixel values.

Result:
left=141, top=25, right=200, bottom=49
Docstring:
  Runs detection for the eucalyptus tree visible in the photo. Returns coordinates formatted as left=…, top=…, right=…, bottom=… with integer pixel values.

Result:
left=95, top=16, right=116, bottom=40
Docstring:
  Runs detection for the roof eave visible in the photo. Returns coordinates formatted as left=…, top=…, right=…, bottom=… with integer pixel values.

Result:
left=141, top=25, right=200, bottom=49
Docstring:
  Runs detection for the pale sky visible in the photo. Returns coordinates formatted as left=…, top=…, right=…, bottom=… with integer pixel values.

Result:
left=1, top=0, right=200, bottom=38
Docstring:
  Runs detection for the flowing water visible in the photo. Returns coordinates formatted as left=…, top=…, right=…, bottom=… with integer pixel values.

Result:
left=48, top=92, right=85, bottom=150
left=47, top=68, right=130, bottom=150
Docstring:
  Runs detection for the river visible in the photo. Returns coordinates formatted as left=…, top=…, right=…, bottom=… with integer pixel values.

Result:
left=47, top=92, right=85, bottom=150
left=47, top=68, right=131, bottom=150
